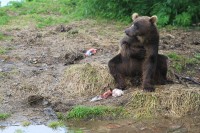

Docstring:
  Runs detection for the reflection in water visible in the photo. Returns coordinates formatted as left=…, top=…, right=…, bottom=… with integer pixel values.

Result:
left=0, top=125, right=67, bottom=133
left=0, top=114, right=200, bottom=133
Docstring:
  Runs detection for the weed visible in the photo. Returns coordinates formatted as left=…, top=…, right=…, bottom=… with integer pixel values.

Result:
left=0, top=72, right=7, bottom=78
left=167, top=53, right=181, bottom=61
left=48, top=121, right=64, bottom=129
left=9, top=1, right=23, bottom=8
left=194, top=53, right=200, bottom=60
left=56, top=112, right=66, bottom=120
left=0, top=16, right=10, bottom=25
left=0, top=47, right=7, bottom=54
left=22, top=121, right=31, bottom=127
left=0, top=113, right=10, bottom=120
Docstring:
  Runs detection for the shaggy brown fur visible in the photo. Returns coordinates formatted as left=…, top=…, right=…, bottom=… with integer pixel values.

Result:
left=108, top=35, right=167, bottom=90
left=124, top=13, right=160, bottom=92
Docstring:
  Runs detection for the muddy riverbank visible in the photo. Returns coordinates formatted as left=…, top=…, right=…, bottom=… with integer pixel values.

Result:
left=0, top=20, right=200, bottom=126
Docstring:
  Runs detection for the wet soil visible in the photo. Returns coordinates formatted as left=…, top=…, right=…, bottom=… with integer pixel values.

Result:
left=0, top=20, right=200, bottom=125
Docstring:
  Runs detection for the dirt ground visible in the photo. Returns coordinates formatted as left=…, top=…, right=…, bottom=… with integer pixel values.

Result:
left=0, top=20, right=200, bottom=124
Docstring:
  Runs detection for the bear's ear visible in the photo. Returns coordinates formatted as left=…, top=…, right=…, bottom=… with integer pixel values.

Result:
left=150, top=15, right=158, bottom=24
left=132, top=13, right=139, bottom=21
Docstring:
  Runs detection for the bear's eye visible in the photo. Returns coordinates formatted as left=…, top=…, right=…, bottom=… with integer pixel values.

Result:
left=134, top=23, right=139, bottom=29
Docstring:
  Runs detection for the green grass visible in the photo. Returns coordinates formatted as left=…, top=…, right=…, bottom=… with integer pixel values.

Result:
left=48, top=121, right=64, bottom=129
left=56, top=112, right=66, bottom=120
left=0, top=113, right=10, bottom=120
left=0, top=46, right=9, bottom=55
left=0, top=0, right=79, bottom=28
left=167, top=52, right=200, bottom=73
left=167, top=52, right=181, bottom=61
left=66, top=106, right=126, bottom=120
left=0, top=32, right=12, bottom=41
left=194, top=53, right=200, bottom=60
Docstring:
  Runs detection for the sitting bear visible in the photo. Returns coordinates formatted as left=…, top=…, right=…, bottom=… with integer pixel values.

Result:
left=108, top=35, right=168, bottom=90
left=124, top=13, right=160, bottom=92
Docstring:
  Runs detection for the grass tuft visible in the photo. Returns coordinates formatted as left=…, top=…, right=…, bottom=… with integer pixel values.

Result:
left=22, top=121, right=31, bottom=127
left=58, top=63, right=114, bottom=97
left=0, top=47, right=7, bottom=55
left=0, top=113, right=10, bottom=120
left=127, top=88, right=200, bottom=118
left=48, top=121, right=64, bottom=129
left=67, top=106, right=126, bottom=120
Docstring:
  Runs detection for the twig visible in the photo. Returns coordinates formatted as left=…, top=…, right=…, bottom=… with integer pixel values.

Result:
left=174, top=73, right=200, bottom=86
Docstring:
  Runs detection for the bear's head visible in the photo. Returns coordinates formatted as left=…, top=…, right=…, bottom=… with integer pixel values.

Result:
left=125, top=13, right=158, bottom=38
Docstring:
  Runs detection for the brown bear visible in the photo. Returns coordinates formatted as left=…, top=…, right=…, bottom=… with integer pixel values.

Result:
left=124, top=13, right=160, bottom=92
left=108, top=35, right=168, bottom=90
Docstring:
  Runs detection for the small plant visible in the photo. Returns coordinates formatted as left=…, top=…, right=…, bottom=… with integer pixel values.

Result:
left=9, top=1, right=23, bottom=8
left=48, top=121, right=64, bottom=129
left=22, top=121, right=31, bottom=127
left=0, top=113, right=10, bottom=120
left=0, top=47, right=7, bottom=54
left=167, top=53, right=181, bottom=61
left=56, top=112, right=66, bottom=120
left=175, top=12, right=192, bottom=26
left=194, top=53, right=200, bottom=60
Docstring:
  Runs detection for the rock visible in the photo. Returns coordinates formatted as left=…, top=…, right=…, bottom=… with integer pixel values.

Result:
left=32, top=58, right=37, bottom=64
left=43, top=107, right=57, bottom=119
left=6, top=91, right=12, bottom=97
left=167, top=125, right=188, bottom=133
left=42, top=100, right=49, bottom=106
left=161, top=34, right=175, bottom=40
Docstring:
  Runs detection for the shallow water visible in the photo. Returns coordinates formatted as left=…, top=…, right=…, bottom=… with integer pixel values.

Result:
left=0, top=125, right=67, bottom=133
left=1, top=114, right=200, bottom=133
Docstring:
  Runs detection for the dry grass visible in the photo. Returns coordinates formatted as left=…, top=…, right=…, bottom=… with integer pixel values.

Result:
left=57, top=62, right=114, bottom=97
left=126, top=86, right=200, bottom=118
